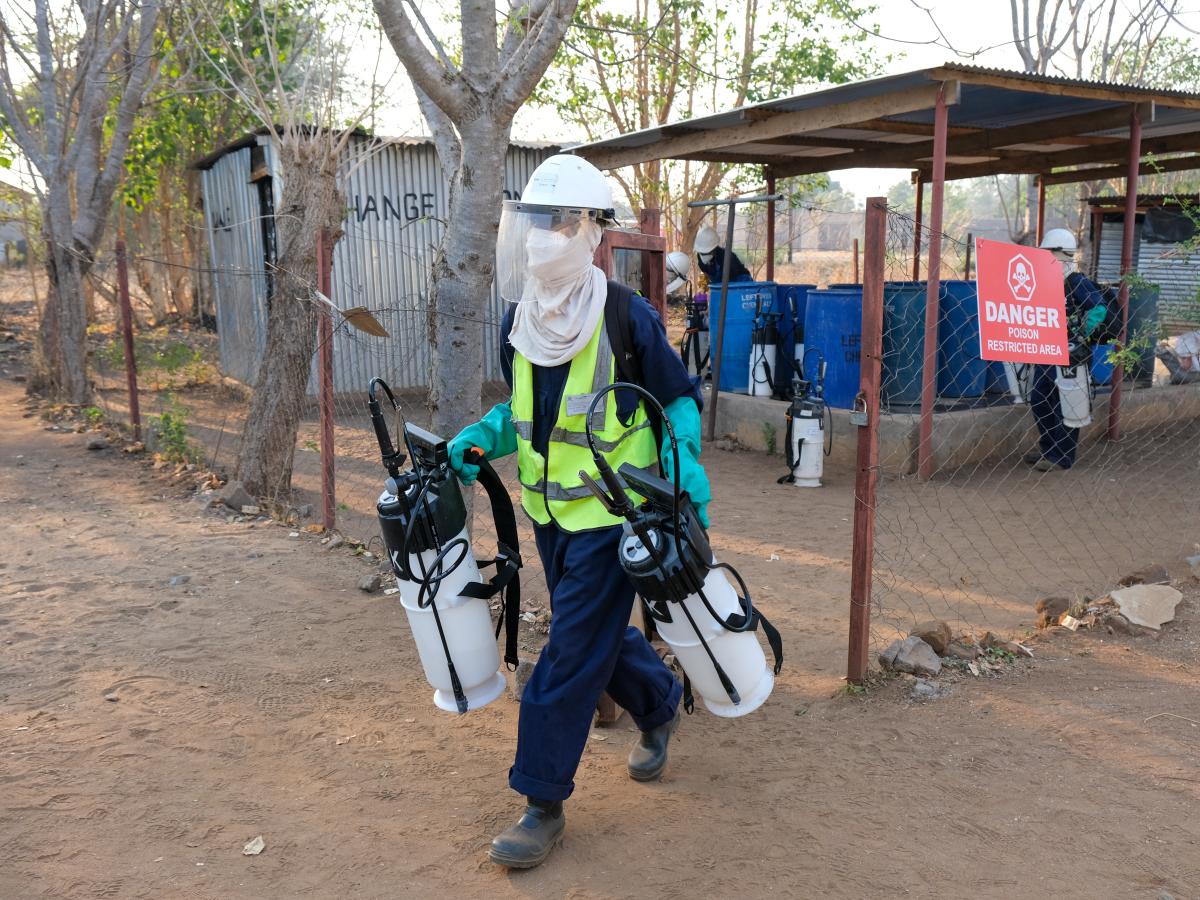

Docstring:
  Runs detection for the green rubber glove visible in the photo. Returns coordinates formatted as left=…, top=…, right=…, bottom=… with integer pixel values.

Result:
left=659, top=395, right=711, bottom=528
left=1084, top=306, right=1106, bottom=338
left=447, top=401, right=517, bottom=485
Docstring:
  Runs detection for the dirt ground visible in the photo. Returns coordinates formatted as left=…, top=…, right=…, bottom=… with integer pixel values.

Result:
left=4, top=362, right=1200, bottom=899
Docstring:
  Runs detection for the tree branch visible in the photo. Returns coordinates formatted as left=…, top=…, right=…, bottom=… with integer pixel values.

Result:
left=373, top=0, right=469, bottom=121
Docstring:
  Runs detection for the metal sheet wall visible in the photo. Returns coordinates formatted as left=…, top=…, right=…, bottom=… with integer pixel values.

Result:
left=200, top=135, right=550, bottom=394
left=1097, top=215, right=1199, bottom=334
left=200, top=146, right=269, bottom=385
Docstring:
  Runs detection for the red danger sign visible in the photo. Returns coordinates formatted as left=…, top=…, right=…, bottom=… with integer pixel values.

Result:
left=976, top=238, right=1069, bottom=365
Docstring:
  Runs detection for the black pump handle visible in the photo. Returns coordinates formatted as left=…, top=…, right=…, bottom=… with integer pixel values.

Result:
left=367, top=378, right=406, bottom=476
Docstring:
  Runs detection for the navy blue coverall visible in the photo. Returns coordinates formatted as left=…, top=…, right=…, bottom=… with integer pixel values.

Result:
left=697, top=246, right=752, bottom=285
left=499, top=291, right=702, bottom=802
left=1028, top=271, right=1107, bottom=469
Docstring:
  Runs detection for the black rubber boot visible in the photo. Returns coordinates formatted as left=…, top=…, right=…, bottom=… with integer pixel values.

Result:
left=627, top=706, right=681, bottom=782
left=488, top=798, right=565, bottom=869
left=1023, top=450, right=1043, bottom=465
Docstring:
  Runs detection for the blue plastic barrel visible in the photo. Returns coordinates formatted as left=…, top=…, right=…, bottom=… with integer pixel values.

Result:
left=881, top=281, right=926, bottom=406
left=803, top=287, right=863, bottom=409
left=708, top=281, right=777, bottom=394
left=1127, top=281, right=1160, bottom=385
left=1091, top=344, right=1116, bottom=385
left=774, top=284, right=815, bottom=394
left=937, top=280, right=987, bottom=398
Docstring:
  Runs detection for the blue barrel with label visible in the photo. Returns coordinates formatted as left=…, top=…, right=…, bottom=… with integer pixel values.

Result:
left=937, top=279, right=987, bottom=398
left=803, top=287, right=863, bottom=409
left=1127, top=281, right=1160, bottom=385
left=775, top=283, right=815, bottom=394
left=881, top=281, right=926, bottom=406
left=708, top=281, right=777, bottom=394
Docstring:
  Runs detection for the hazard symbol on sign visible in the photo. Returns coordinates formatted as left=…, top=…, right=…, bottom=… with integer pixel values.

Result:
left=976, top=238, right=1068, bottom=365
left=1007, top=253, right=1036, bottom=302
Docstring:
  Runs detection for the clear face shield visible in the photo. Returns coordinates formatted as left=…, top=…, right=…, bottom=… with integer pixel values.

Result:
left=1052, top=249, right=1076, bottom=275
left=496, top=202, right=607, bottom=302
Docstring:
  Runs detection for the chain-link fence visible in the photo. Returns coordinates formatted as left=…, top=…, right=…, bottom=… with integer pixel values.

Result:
left=855, top=199, right=1200, bottom=665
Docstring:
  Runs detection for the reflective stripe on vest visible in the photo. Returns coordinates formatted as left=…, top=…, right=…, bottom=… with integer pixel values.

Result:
left=510, top=315, right=659, bottom=532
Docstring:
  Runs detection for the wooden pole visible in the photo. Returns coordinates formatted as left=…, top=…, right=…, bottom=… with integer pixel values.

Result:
left=766, top=171, right=777, bottom=282
left=317, top=228, right=336, bottom=532
left=1108, top=106, right=1142, bottom=442
left=917, top=87, right=949, bottom=482
left=911, top=174, right=924, bottom=280
left=848, top=197, right=887, bottom=684
left=115, top=241, right=141, bottom=441
left=1035, top=176, right=1046, bottom=245
left=963, top=232, right=973, bottom=280
left=852, top=237, right=860, bottom=284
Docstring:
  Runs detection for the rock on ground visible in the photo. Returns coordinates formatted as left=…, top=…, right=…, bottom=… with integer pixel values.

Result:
left=909, top=620, right=951, bottom=655
left=1035, top=596, right=1070, bottom=629
left=880, top=635, right=942, bottom=676
left=944, top=641, right=979, bottom=661
left=1110, top=584, right=1183, bottom=630
left=1118, top=565, right=1170, bottom=587
left=911, top=678, right=950, bottom=701
left=86, top=437, right=109, bottom=451
left=217, top=480, right=255, bottom=511
left=358, top=573, right=383, bottom=594
left=510, top=659, right=536, bottom=701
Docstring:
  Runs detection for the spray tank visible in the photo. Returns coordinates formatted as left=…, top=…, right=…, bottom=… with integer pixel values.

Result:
left=681, top=293, right=710, bottom=379
left=367, top=378, right=522, bottom=714
left=577, top=384, right=783, bottom=717
left=778, top=348, right=831, bottom=488
left=748, top=297, right=780, bottom=399
left=1056, top=344, right=1094, bottom=428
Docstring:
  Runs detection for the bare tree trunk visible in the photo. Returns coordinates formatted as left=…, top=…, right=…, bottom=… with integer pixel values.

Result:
left=428, top=123, right=509, bottom=438
left=235, top=140, right=344, bottom=502
left=33, top=202, right=90, bottom=403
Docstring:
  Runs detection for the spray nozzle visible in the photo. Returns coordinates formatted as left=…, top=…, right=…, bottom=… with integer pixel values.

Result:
left=367, top=377, right=407, bottom=477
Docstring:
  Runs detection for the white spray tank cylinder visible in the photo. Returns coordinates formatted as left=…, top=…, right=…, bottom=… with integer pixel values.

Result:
left=1056, top=362, right=1093, bottom=428
left=749, top=312, right=779, bottom=398
left=622, top=529, right=775, bottom=718
left=1003, top=362, right=1026, bottom=404
left=787, top=394, right=825, bottom=488
left=376, top=475, right=506, bottom=715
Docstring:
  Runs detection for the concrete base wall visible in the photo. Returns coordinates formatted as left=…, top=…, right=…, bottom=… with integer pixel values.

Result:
left=708, top=381, right=1200, bottom=476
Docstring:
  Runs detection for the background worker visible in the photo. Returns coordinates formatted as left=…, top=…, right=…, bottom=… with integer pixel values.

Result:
left=446, top=154, right=711, bottom=870
left=1025, top=228, right=1109, bottom=472
left=694, top=224, right=751, bottom=285
left=665, top=250, right=692, bottom=301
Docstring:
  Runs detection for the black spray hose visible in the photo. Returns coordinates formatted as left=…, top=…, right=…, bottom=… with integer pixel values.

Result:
left=581, top=383, right=761, bottom=705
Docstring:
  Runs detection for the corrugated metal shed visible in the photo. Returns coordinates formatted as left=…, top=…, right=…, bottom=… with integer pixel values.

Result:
left=1093, top=198, right=1200, bottom=334
left=197, top=132, right=554, bottom=392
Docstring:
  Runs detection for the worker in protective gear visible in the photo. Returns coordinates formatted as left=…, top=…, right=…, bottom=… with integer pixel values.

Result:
left=694, top=224, right=751, bottom=285
left=665, top=250, right=691, bottom=300
left=1025, top=228, right=1108, bottom=472
left=448, top=154, right=710, bottom=870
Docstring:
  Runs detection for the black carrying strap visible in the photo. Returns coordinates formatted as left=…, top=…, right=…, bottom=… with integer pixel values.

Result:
left=605, top=282, right=664, bottom=448
left=459, top=459, right=522, bottom=669
left=777, top=412, right=799, bottom=485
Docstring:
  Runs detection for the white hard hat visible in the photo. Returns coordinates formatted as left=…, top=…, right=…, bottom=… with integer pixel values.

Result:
left=1040, top=228, right=1077, bottom=254
left=695, top=225, right=719, bottom=255
left=665, top=251, right=691, bottom=295
left=514, top=154, right=616, bottom=224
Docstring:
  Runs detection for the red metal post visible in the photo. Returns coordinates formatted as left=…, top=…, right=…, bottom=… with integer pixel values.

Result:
left=852, top=237, right=860, bottom=284
left=115, top=241, right=141, bottom=441
left=317, top=229, right=336, bottom=531
left=911, top=174, right=924, bottom=280
left=1035, top=177, right=1046, bottom=245
left=766, top=171, right=777, bottom=282
left=1108, top=106, right=1142, bottom=442
left=964, top=233, right=973, bottom=280
left=848, top=197, right=887, bottom=684
left=917, top=87, right=949, bottom=482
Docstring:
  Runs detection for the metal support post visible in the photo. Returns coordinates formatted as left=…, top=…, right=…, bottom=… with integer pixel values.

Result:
left=115, top=240, right=141, bottom=441
left=1108, top=106, right=1142, bottom=442
left=317, top=229, right=336, bottom=531
left=917, top=86, right=949, bottom=482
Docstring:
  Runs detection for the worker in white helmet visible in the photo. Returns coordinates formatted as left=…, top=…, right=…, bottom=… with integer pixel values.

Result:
left=665, top=250, right=692, bottom=299
left=1024, top=228, right=1110, bottom=471
left=694, top=224, right=751, bottom=285
left=446, top=154, right=710, bottom=869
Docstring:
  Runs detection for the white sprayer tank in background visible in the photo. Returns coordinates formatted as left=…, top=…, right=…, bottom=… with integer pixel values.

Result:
left=749, top=341, right=776, bottom=398
left=1056, top=363, right=1093, bottom=428
left=788, top=405, right=824, bottom=488
left=386, top=511, right=507, bottom=713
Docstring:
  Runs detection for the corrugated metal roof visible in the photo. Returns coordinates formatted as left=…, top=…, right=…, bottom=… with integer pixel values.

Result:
left=194, top=126, right=558, bottom=170
left=572, top=63, right=1200, bottom=172
left=1088, top=194, right=1200, bottom=207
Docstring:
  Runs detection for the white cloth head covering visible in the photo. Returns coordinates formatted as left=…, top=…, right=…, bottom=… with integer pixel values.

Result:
left=507, top=221, right=608, bottom=367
